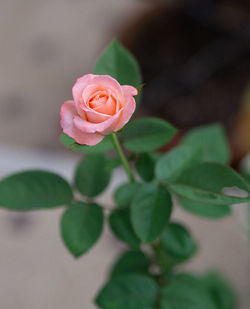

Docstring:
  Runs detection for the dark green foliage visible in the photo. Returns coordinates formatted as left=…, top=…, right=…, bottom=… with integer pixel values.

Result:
left=109, top=208, right=140, bottom=248
left=61, top=202, right=104, bottom=257
left=0, top=170, right=73, bottom=210
left=110, top=250, right=150, bottom=278
left=96, top=274, right=158, bottom=309
left=131, top=183, right=172, bottom=243
left=123, top=117, right=176, bottom=152
left=74, top=154, right=112, bottom=197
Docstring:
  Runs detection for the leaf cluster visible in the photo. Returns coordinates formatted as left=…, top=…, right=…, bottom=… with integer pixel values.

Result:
left=0, top=40, right=244, bottom=309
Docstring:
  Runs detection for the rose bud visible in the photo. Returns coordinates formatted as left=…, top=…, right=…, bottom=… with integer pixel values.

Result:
left=60, top=74, right=137, bottom=145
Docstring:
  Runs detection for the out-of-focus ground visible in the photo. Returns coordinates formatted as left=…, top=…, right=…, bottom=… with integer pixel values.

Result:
left=0, top=0, right=249, bottom=308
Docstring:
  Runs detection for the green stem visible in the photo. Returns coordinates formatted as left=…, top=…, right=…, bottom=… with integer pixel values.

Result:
left=111, top=133, right=135, bottom=182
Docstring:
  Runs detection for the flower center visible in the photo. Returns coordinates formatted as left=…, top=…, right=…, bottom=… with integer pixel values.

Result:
left=89, top=93, right=108, bottom=108
left=88, top=90, right=117, bottom=116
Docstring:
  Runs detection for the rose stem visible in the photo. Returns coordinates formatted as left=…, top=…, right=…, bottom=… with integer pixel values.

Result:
left=110, top=133, right=135, bottom=182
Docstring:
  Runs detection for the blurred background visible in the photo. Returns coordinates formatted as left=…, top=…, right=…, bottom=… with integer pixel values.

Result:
left=0, top=0, right=250, bottom=308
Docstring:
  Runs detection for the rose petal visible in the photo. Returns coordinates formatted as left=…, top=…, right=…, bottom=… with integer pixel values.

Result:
left=85, top=109, right=111, bottom=123
left=73, top=108, right=123, bottom=135
left=73, top=74, right=123, bottom=106
left=72, top=74, right=95, bottom=105
left=114, top=86, right=137, bottom=131
left=90, top=94, right=108, bottom=108
left=122, top=85, right=138, bottom=97
left=60, top=100, right=104, bottom=146
left=93, top=93, right=116, bottom=115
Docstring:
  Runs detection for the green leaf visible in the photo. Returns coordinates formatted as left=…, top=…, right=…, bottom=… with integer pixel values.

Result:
left=114, top=182, right=142, bottom=207
left=154, top=223, right=198, bottom=272
left=182, top=124, right=231, bottom=164
left=72, top=136, right=114, bottom=153
left=93, top=39, right=142, bottom=105
left=160, top=222, right=197, bottom=262
left=0, top=170, right=73, bottom=210
left=160, top=275, right=217, bottom=309
left=155, top=145, right=202, bottom=182
left=106, top=157, right=121, bottom=171
left=74, top=154, right=111, bottom=197
left=131, top=183, right=172, bottom=243
left=201, top=272, right=237, bottom=309
left=61, top=202, right=104, bottom=257
left=96, top=274, right=158, bottom=309
left=135, top=153, right=155, bottom=182
left=169, top=162, right=250, bottom=205
left=241, top=169, right=250, bottom=184
left=60, top=133, right=76, bottom=147
left=110, top=250, right=150, bottom=278
left=60, top=134, right=114, bottom=153
left=123, top=117, right=177, bottom=152
left=179, top=198, right=232, bottom=219
left=170, top=272, right=237, bottom=309
left=109, top=208, right=140, bottom=248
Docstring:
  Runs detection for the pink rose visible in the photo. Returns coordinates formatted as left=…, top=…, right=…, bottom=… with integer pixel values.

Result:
left=60, top=74, right=137, bottom=146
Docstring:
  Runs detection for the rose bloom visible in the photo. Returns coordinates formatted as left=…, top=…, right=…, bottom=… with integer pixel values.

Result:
left=60, top=74, right=138, bottom=145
